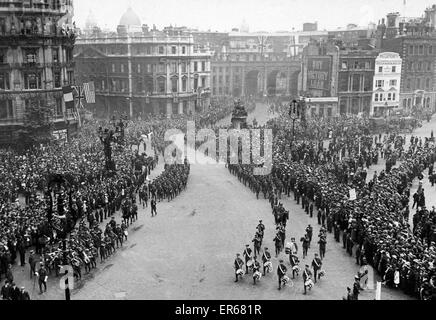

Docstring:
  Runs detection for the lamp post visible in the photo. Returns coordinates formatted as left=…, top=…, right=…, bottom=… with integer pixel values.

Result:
left=289, top=99, right=301, bottom=152
left=97, top=126, right=115, bottom=172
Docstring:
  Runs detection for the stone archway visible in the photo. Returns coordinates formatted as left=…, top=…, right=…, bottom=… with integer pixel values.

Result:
left=245, top=70, right=260, bottom=97
left=267, top=70, right=280, bottom=96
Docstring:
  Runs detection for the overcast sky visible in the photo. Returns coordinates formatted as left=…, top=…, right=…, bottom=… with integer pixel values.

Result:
left=73, top=0, right=435, bottom=32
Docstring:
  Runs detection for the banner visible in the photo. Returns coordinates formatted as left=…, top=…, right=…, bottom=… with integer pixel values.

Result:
left=62, top=85, right=74, bottom=109
left=83, top=81, right=95, bottom=104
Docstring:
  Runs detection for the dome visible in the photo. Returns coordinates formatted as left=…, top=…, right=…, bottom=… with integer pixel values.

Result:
left=85, top=10, right=97, bottom=30
left=119, top=7, right=141, bottom=27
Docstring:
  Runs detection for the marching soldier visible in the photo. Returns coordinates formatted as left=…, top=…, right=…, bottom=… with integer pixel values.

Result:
left=243, top=244, right=252, bottom=274
left=262, top=247, right=272, bottom=276
left=151, top=198, right=157, bottom=217
left=273, top=233, right=282, bottom=257
left=252, top=257, right=261, bottom=285
left=301, top=234, right=310, bottom=259
left=277, top=259, right=287, bottom=290
left=303, top=264, right=313, bottom=295
left=289, top=252, right=300, bottom=279
left=306, top=224, right=313, bottom=248
left=311, top=253, right=323, bottom=283
left=234, top=253, right=244, bottom=282
left=252, top=234, right=262, bottom=258
left=318, top=235, right=327, bottom=259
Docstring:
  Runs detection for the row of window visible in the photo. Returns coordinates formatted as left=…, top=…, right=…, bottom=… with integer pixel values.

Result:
left=375, top=79, right=398, bottom=88
left=0, top=71, right=73, bottom=90
left=96, top=76, right=207, bottom=94
left=377, top=66, right=397, bottom=73
left=110, top=61, right=208, bottom=74
left=341, top=60, right=372, bottom=70
left=405, top=77, right=432, bottom=90
left=408, top=44, right=434, bottom=56
left=406, top=60, right=433, bottom=72
left=0, top=97, right=65, bottom=120
left=374, top=92, right=396, bottom=102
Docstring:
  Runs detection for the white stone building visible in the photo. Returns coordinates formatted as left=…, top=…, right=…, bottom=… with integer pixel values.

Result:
left=371, top=52, right=402, bottom=116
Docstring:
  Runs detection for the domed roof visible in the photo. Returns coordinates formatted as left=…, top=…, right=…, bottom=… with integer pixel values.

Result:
left=85, top=10, right=97, bottom=30
left=119, top=7, right=141, bottom=27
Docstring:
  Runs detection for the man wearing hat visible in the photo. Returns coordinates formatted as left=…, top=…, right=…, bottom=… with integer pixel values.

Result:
left=234, top=253, right=244, bottom=282
left=28, top=250, right=37, bottom=278
left=277, top=259, right=287, bottom=290
left=311, top=253, right=323, bottom=283
left=36, top=263, right=48, bottom=294
left=19, top=287, right=30, bottom=300
left=302, top=264, right=313, bottom=294
left=352, top=275, right=362, bottom=300
left=261, top=247, right=272, bottom=276
left=243, top=245, right=252, bottom=274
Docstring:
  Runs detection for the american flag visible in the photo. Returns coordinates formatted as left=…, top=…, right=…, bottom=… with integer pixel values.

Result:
left=83, top=81, right=95, bottom=104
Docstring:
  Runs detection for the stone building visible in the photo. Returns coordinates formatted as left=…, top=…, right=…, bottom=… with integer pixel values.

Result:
left=0, top=0, right=77, bottom=144
left=380, top=6, right=436, bottom=115
left=371, top=52, right=402, bottom=116
left=74, top=7, right=211, bottom=119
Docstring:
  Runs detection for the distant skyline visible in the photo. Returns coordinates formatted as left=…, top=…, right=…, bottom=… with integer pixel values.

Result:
left=73, top=0, right=435, bottom=32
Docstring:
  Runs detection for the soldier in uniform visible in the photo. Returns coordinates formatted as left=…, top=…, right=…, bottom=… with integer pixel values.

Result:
left=289, top=252, right=300, bottom=279
left=234, top=253, right=244, bottom=282
left=301, top=234, right=310, bottom=259
left=252, top=257, right=261, bottom=285
left=303, top=264, right=313, bottom=295
left=261, top=247, right=272, bottom=276
left=243, top=244, right=252, bottom=274
left=252, top=234, right=262, bottom=258
left=318, top=234, right=327, bottom=259
left=151, top=198, right=157, bottom=217
left=277, top=259, right=287, bottom=290
left=274, top=232, right=282, bottom=257
left=311, top=253, right=323, bottom=283
left=306, top=225, right=313, bottom=248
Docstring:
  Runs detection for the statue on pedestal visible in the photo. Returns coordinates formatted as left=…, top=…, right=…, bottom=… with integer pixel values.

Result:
left=231, top=99, right=248, bottom=129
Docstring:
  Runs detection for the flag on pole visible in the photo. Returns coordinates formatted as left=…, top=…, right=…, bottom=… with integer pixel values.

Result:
left=62, top=85, right=74, bottom=109
left=83, top=81, right=96, bottom=104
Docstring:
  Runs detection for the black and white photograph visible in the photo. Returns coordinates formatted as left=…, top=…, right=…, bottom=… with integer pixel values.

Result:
left=0, top=0, right=435, bottom=308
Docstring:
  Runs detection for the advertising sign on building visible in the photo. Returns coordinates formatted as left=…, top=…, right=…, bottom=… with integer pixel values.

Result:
left=307, top=56, right=332, bottom=95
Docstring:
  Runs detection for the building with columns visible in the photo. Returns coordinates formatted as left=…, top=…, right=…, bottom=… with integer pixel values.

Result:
left=371, top=52, right=402, bottom=116
left=379, top=5, right=436, bottom=115
left=74, top=7, right=211, bottom=119
left=338, top=49, right=379, bottom=115
left=301, top=40, right=340, bottom=117
left=0, top=0, right=78, bottom=144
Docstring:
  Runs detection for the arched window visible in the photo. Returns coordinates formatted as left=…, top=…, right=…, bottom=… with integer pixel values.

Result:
left=157, top=77, right=165, bottom=93
left=171, top=76, right=178, bottom=93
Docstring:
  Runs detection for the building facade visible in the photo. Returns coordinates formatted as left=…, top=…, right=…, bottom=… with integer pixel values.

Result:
left=371, top=52, right=402, bottom=116
left=74, top=8, right=211, bottom=119
left=379, top=6, right=436, bottom=115
left=338, top=49, right=379, bottom=115
left=0, top=0, right=78, bottom=144
left=301, top=40, right=340, bottom=117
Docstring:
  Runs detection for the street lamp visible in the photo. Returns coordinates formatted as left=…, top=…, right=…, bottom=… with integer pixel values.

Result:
left=289, top=99, right=301, bottom=152
left=97, top=126, right=116, bottom=172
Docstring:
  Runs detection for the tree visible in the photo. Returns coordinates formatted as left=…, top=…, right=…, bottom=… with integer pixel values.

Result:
left=16, top=99, right=54, bottom=146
